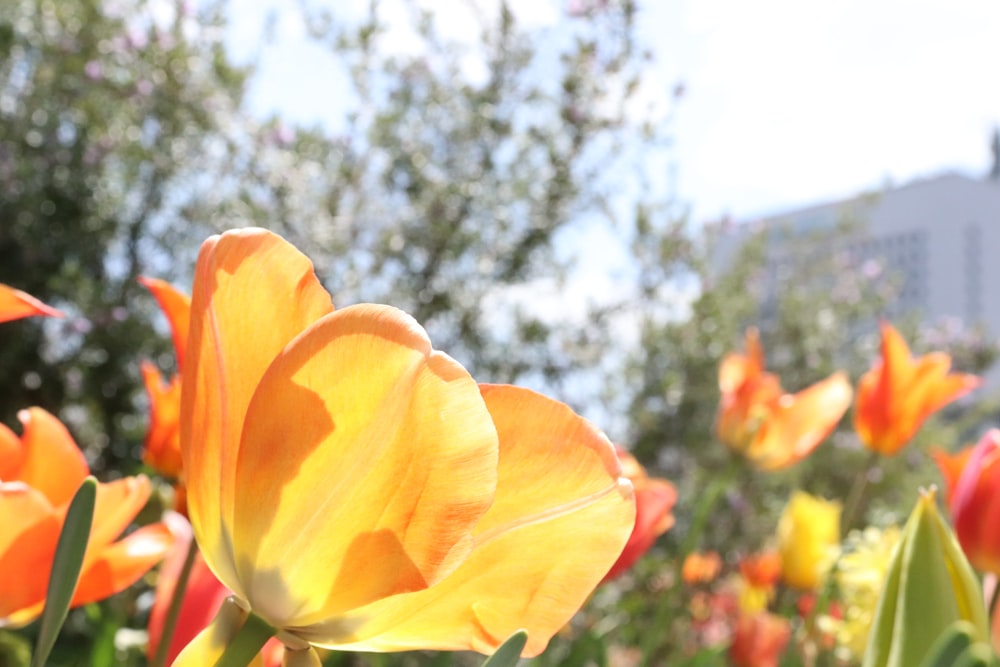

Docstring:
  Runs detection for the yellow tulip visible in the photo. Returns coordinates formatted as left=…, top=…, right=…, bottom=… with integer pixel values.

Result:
left=173, top=229, right=635, bottom=663
left=777, top=491, right=841, bottom=590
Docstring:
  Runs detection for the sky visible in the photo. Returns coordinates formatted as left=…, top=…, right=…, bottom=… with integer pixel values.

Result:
left=224, top=0, right=1000, bottom=225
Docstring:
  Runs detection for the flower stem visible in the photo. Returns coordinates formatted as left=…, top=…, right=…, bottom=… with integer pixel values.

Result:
left=151, top=537, right=199, bottom=667
left=213, top=612, right=276, bottom=667
left=841, top=450, right=880, bottom=535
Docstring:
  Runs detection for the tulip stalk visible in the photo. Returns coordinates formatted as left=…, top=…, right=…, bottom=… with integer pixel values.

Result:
left=214, top=612, right=277, bottom=667
left=841, top=450, right=880, bottom=535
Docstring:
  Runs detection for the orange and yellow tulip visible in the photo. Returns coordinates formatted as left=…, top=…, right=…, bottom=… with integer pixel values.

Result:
left=173, top=229, right=635, bottom=663
left=602, top=447, right=677, bottom=582
left=0, top=283, right=62, bottom=323
left=0, top=408, right=172, bottom=626
left=947, top=429, right=1000, bottom=575
left=138, top=277, right=191, bottom=480
left=717, top=329, right=852, bottom=470
left=854, top=321, right=980, bottom=456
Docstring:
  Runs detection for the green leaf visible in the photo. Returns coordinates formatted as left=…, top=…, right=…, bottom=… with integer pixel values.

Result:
left=31, top=476, right=97, bottom=667
left=919, top=622, right=975, bottom=667
left=480, top=631, right=528, bottom=667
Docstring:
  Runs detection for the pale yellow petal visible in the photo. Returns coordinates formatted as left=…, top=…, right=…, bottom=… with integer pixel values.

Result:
left=181, top=228, right=333, bottom=592
left=302, top=385, right=634, bottom=657
left=231, top=304, right=498, bottom=628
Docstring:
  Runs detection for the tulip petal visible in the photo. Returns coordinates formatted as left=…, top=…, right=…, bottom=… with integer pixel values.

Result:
left=230, top=304, right=498, bottom=626
left=139, top=276, right=192, bottom=369
left=603, top=478, right=677, bottom=582
left=182, top=229, right=334, bottom=593
left=85, top=477, right=153, bottom=558
left=0, top=484, right=60, bottom=623
left=140, top=362, right=184, bottom=478
left=0, top=284, right=63, bottom=323
left=71, top=521, right=174, bottom=607
left=13, top=408, right=88, bottom=507
left=749, top=372, right=852, bottom=470
left=307, top=385, right=634, bottom=657
left=0, top=422, right=24, bottom=480
left=172, top=598, right=266, bottom=667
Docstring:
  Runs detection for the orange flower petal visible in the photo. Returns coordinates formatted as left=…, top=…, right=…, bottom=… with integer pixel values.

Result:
left=0, top=423, right=24, bottom=480
left=0, top=483, right=61, bottom=623
left=181, top=229, right=334, bottom=593
left=12, top=408, right=89, bottom=507
left=231, top=304, right=498, bottom=626
left=139, top=276, right=192, bottom=368
left=140, top=362, right=183, bottom=478
left=0, top=284, right=63, bottom=324
left=72, top=521, right=174, bottom=607
left=746, top=373, right=852, bottom=471
left=603, top=477, right=676, bottom=582
left=931, top=445, right=975, bottom=506
left=309, top=385, right=635, bottom=657
left=855, top=322, right=979, bottom=455
left=85, top=476, right=154, bottom=557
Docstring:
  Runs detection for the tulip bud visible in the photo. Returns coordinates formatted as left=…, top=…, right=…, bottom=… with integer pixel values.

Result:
left=862, top=488, right=989, bottom=667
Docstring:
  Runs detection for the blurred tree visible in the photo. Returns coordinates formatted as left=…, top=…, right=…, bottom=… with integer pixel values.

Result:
left=0, top=0, right=248, bottom=469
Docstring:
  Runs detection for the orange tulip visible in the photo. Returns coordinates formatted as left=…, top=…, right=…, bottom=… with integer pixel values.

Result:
left=172, top=229, right=635, bottom=663
left=948, top=429, right=1000, bottom=575
left=717, top=329, right=852, bottom=470
left=854, top=321, right=980, bottom=456
left=602, top=447, right=677, bottom=582
left=931, top=444, right=975, bottom=506
left=0, top=283, right=63, bottom=323
left=0, top=408, right=172, bottom=626
left=682, top=551, right=723, bottom=585
left=739, top=551, right=782, bottom=589
left=729, top=611, right=792, bottom=667
left=138, top=277, right=191, bottom=480
left=148, top=514, right=282, bottom=667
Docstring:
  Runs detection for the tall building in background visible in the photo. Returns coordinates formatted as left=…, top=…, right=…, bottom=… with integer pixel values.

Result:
left=716, top=171, right=1000, bottom=335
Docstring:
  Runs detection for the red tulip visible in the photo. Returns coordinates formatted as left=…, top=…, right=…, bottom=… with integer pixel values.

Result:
left=729, top=611, right=791, bottom=667
left=949, top=429, right=1000, bottom=575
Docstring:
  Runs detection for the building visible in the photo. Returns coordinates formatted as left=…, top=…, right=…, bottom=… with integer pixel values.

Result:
left=715, top=171, right=1000, bottom=338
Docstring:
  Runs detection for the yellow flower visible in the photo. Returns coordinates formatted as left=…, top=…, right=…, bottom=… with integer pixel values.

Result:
left=777, top=491, right=841, bottom=590
left=173, top=229, right=635, bottom=663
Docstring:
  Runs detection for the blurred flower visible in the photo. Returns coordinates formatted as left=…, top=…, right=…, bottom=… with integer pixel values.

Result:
left=931, top=444, right=975, bottom=506
left=0, top=408, right=173, bottom=626
left=603, top=447, right=677, bottom=582
left=948, top=429, right=1000, bottom=575
left=172, top=229, right=635, bottom=663
left=737, top=551, right=781, bottom=612
left=854, top=321, right=979, bottom=456
left=682, top=551, right=722, bottom=585
left=863, top=488, right=988, bottom=667
left=716, top=328, right=852, bottom=470
left=729, top=611, right=791, bottom=667
left=147, top=513, right=281, bottom=667
left=138, top=277, right=190, bottom=495
left=820, top=526, right=901, bottom=661
left=0, top=283, right=62, bottom=323
left=777, top=491, right=841, bottom=590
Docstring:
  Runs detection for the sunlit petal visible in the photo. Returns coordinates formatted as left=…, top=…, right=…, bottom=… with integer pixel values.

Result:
left=0, top=484, right=60, bottom=623
left=182, top=229, right=334, bottom=593
left=232, top=304, right=497, bottom=626
left=0, top=284, right=63, bottom=323
left=308, top=385, right=634, bottom=657
left=140, top=362, right=184, bottom=478
left=71, top=522, right=174, bottom=607
left=139, top=276, right=192, bottom=368
left=85, top=476, right=153, bottom=557
left=13, top=408, right=88, bottom=507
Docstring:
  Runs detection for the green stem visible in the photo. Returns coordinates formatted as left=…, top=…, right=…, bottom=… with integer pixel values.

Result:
left=640, top=455, right=742, bottom=666
left=841, top=450, right=880, bottom=535
left=213, top=612, right=276, bottom=667
left=989, top=575, right=1000, bottom=621
left=151, top=536, right=200, bottom=667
